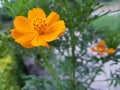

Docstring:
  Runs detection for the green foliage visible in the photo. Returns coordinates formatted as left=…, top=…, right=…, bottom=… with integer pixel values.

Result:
left=0, top=32, right=25, bottom=90
left=0, top=56, right=20, bottom=90
left=110, top=68, right=120, bottom=87
left=21, top=75, right=56, bottom=90
left=92, top=14, right=120, bottom=48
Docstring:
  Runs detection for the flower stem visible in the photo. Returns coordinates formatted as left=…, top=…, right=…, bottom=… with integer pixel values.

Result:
left=72, top=45, right=76, bottom=89
left=0, top=72, right=2, bottom=90
left=70, top=30, right=76, bottom=89
left=40, top=48, right=62, bottom=90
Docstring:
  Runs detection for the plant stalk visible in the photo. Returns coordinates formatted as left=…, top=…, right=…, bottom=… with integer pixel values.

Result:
left=40, top=48, right=62, bottom=90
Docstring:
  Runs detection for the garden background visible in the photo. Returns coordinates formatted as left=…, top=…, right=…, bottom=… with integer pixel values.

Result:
left=0, top=0, right=120, bottom=90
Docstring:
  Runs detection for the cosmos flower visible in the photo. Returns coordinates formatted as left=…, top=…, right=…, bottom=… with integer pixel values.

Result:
left=11, top=8, right=66, bottom=48
left=90, top=40, right=116, bottom=56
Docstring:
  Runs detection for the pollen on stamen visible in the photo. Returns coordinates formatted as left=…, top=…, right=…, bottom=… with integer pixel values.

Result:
left=36, top=24, right=38, bottom=27
left=32, top=17, right=48, bottom=32
left=44, top=23, right=47, bottom=26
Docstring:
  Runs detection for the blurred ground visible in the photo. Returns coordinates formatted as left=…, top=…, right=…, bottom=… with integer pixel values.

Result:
left=91, top=2, right=120, bottom=90
left=91, top=61, right=120, bottom=90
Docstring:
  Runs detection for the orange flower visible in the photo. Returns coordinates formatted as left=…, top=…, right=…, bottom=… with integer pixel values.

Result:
left=90, top=40, right=116, bottom=56
left=11, top=8, right=66, bottom=48
left=106, top=48, right=116, bottom=54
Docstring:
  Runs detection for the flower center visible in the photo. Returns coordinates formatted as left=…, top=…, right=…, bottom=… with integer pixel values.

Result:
left=32, top=17, right=47, bottom=34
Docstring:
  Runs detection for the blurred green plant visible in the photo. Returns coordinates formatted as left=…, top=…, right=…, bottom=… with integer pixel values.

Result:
left=21, top=75, right=56, bottom=90
left=92, top=13, right=120, bottom=48
left=0, top=55, right=20, bottom=90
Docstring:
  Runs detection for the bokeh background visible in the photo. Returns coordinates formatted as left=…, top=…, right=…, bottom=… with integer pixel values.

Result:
left=0, top=0, right=120, bottom=90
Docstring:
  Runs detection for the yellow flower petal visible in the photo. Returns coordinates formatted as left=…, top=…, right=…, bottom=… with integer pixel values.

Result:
left=11, top=8, right=66, bottom=48
left=28, top=8, right=46, bottom=21
left=107, top=48, right=116, bottom=54
left=15, top=33, right=36, bottom=44
left=14, top=16, right=34, bottom=33
left=31, top=35, right=50, bottom=48
left=21, top=41, right=34, bottom=48
left=41, top=21, right=66, bottom=42
left=98, top=40, right=105, bottom=46
left=100, top=52, right=104, bottom=56
left=46, top=11, right=60, bottom=26
left=11, top=29, right=24, bottom=39
left=11, top=29, right=37, bottom=39
left=90, top=40, right=116, bottom=56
